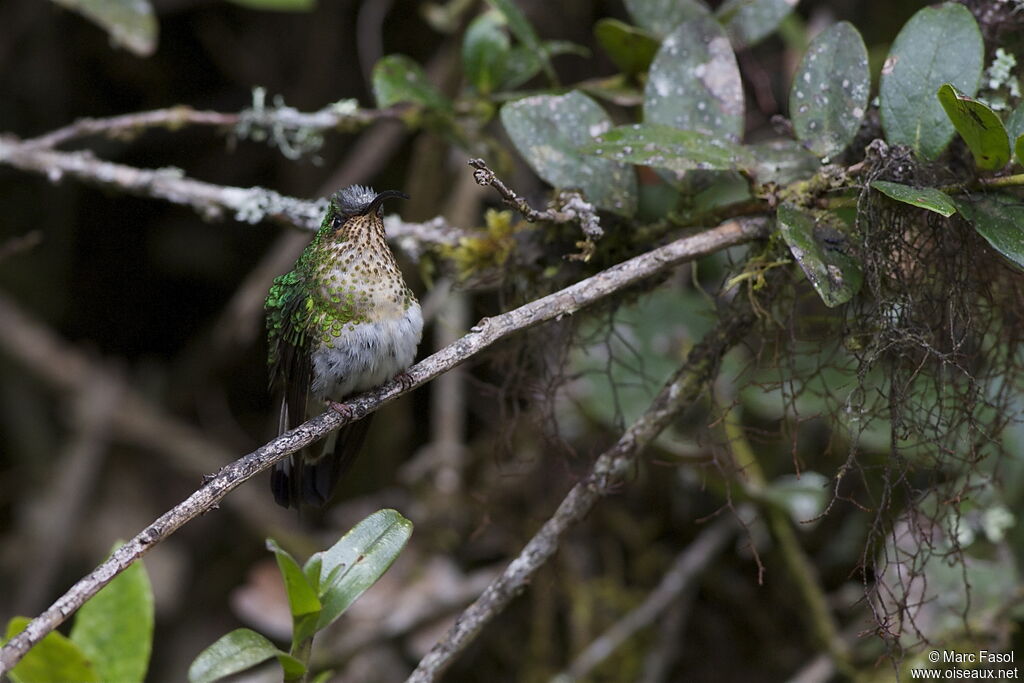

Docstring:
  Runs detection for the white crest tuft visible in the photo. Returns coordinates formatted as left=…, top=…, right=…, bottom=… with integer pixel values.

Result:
left=333, top=185, right=377, bottom=215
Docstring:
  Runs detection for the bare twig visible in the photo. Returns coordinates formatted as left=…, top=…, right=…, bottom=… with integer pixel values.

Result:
left=0, top=215, right=767, bottom=673
left=556, top=511, right=743, bottom=681
left=24, top=102, right=408, bottom=150
left=405, top=261, right=773, bottom=682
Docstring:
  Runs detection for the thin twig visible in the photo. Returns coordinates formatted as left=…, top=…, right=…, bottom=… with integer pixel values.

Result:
left=0, top=215, right=768, bottom=674
left=23, top=103, right=408, bottom=150
left=405, top=262, right=774, bottom=682
left=555, top=511, right=743, bottom=681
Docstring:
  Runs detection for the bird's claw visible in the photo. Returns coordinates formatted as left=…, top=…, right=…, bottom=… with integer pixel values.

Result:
left=328, top=401, right=356, bottom=419
left=395, top=371, right=415, bottom=391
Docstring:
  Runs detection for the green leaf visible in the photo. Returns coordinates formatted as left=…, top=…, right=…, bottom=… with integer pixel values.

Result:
left=306, top=509, right=413, bottom=630
left=789, top=22, right=869, bottom=158
left=187, top=628, right=304, bottom=683
left=50, top=0, right=157, bottom=56
left=777, top=203, right=863, bottom=307
left=748, top=140, right=819, bottom=184
left=224, top=0, right=315, bottom=10
left=69, top=550, right=153, bottom=683
left=4, top=617, right=99, bottom=683
left=372, top=55, right=452, bottom=112
left=870, top=180, right=958, bottom=217
left=485, top=0, right=555, bottom=83
left=715, top=0, right=797, bottom=48
left=462, top=11, right=510, bottom=95
left=501, top=91, right=638, bottom=214
left=879, top=3, right=984, bottom=160
left=594, top=19, right=659, bottom=76
left=956, top=194, right=1024, bottom=269
left=644, top=17, right=744, bottom=142
left=266, top=539, right=321, bottom=645
left=581, top=123, right=755, bottom=174
left=937, top=84, right=1011, bottom=170
left=1017, top=135, right=1024, bottom=167
left=1006, top=102, right=1024, bottom=147
left=622, top=0, right=709, bottom=37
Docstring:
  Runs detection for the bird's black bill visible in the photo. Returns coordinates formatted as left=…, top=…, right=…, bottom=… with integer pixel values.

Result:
left=363, top=189, right=409, bottom=216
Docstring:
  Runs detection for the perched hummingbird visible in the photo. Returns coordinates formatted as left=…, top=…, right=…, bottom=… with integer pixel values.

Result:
left=264, top=185, right=423, bottom=508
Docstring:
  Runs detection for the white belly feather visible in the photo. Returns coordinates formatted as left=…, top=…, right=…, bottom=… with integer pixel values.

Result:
left=310, top=302, right=423, bottom=401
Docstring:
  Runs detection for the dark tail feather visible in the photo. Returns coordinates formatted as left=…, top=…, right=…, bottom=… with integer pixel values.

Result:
left=272, top=414, right=375, bottom=508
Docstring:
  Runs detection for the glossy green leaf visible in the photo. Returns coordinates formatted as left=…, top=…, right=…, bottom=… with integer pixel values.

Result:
left=501, top=91, right=637, bottom=214
left=715, top=0, right=797, bottom=48
left=937, top=84, right=1011, bottom=170
left=644, top=17, right=743, bottom=142
left=69, top=551, right=153, bottom=683
left=777, top=203, right=863, bottom=307
left=956, top=194, right=1024, bottom=269
left=790, top=22, right=869, bottom=158
left=748, top=140, right=819, bottom=184
left=1017, top=135, right=1024, bottom=167
left=462, top=11, right=510, bottom=95
left=870, top=180, right=958, bottom=217
left=581, top=123, right=754, bottom=174
left=306, top=509, right=414, bottom=630
left=485, top=0, right=554, bottom=82
left=1006, top=102, right=1024, bottom=148
left=372, top=55, right=452, bottom=112
left=51, top=0, right=157, bottom=56
left=4, top=617, right=99, bottom=683
left=224, top=0, right=315, bottom=10
left=879, top=3, right=984, bottom=160
left=623, top=0, right=709, bottom=37
left=266, top=539, right=321, bottom=646
left=594, top=19, right=659, bottom=76
left=187, top=628, right=304, bottom=683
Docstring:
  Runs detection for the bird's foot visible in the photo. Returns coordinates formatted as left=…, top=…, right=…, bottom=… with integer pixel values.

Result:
left=328, top=401, right=356, bottom=419
left=394, top=371, right=415, bottom=391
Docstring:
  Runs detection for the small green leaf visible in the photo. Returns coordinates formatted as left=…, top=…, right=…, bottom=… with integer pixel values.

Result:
left=870, top=180, right=958, bottom=217
left=748, top=140, right=819, bottom=184
left=306, top=509, right=413, bottom=630
left=956, top=194, right=1024, bottom=269
left=1006, top=103, right=1024, bottom=149
left=485, top=0, right=554, bottom=83
left=790, top=22, right=870, bottom=158
left=937, top=84, right=1011, bottom=170
left=501, top=91, right=638, bottom=214
left=581, top=123, right=755, bottom=173
left=594, top=19, right=659, bottom=76
left=1017, top=135, right=1024, bottom=167
left=715, top=0, right=797, bottom=48
left=644, top=17, right=743, bottom=142
left=622, top=0, right=709, bottom=37
left=187, top=628, right=303, bottom=683
left=51, top=0, right=157, bottom=56
left=372, top=55, right=452, bottom=112
left=4, top=617, right=99, bottom=683
left=777, top=203, right=863, bottom=307
left=462, top=11, right=510, bottom=95
left=69, top=549, right=153, bottom=683
left=266, top=539, right=321, bottom=645
left=224, top=0, right=315, bottom=10
left=879, top=3, right=984, bottom=160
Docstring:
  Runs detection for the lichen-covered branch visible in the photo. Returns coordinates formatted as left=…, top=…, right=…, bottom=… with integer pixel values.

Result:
left=0, top=135, right=466, bottom=256
left=405, top=258, right=774, bottom=683
left=0, top=215, right=768, bottom=674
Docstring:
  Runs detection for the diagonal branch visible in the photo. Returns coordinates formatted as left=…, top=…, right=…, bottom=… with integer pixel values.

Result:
left=405, top=254, right=773, bottom=682
left=0, top=215, right=768, bottom=673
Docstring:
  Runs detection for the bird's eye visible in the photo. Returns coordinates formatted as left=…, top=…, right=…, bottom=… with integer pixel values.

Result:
left=330, top=216, right=344, bottom=232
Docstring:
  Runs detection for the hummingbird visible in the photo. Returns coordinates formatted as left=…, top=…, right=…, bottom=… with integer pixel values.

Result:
left=264, top=185, right=423, bottom=508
